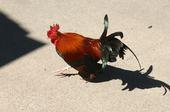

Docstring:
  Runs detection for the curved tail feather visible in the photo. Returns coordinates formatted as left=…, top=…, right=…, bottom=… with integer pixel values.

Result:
left=100, top=14, right=109, bottom=44
left=100, top=14, right=142, bottom=70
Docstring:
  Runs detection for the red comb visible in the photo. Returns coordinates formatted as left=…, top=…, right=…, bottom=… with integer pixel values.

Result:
left=47, top=24, right=60, bottom=38
left=50, top=24, right=60, bottom=31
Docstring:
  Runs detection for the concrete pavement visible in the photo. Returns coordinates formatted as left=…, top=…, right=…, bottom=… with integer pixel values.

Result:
left=0, top=0, right=170, bottom=112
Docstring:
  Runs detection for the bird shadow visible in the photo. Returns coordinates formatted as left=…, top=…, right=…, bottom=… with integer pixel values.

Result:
left=83, top=65, right=170, bottom=95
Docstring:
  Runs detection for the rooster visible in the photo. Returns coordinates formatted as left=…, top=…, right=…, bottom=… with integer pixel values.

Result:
left=47, top=15, right=141, bottom=80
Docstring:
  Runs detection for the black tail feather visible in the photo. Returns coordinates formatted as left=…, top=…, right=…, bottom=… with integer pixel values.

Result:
left=103, top=36, right=142, bottom=70
left=100, top=14, right=142, bottom=70
left=119, top=43, right=128, bottom=59
left=100, top=14, right=108, bottom=44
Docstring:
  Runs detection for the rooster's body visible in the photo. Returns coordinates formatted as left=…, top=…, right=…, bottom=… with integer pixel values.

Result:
left=47, top=15, right=141, bottom=80
left=55, top=32, right=102, bottom=79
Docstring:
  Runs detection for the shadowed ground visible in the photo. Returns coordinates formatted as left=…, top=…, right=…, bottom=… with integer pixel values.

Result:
left=61, top=65, right=170, bottom=95
left=93, top=65, right=170, bottom=95
left=0, top=12, right=45, bottom=67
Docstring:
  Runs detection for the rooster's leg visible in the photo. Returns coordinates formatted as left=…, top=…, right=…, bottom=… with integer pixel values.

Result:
left=89, top=73, right=97, bottom=80
left=55, top=66, right=78, bottom=77
left=56, top=73, right=78, bottom=77
left=54, top=66, right=70, bottom=74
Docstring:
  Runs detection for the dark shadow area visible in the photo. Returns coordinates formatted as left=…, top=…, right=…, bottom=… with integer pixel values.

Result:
left=82, top=65, right=170, bottom=95
left=0, top=12, right=46, bottom=67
